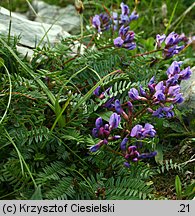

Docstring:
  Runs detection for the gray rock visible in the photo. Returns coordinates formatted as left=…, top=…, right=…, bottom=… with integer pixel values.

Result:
left=180, top=66, right=195, bottom=113
left=0, top=6, right=70, bottom=58
left=31, top=0, right=80, bottom=34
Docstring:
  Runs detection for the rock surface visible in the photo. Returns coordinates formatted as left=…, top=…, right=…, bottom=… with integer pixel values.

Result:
left=180, top=66, right=195, bottom=113
left=0, top=6, right=70, bottom=58
left=30, top=0, right=80, bottom=34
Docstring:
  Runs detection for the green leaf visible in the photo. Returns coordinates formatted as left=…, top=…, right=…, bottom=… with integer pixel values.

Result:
left=96, top=111, right=114, bottom=122
left=155, top=144, right=163, bottom=165
left=30, top=185, right=42, bottom=200
left=175, top=175, right=182, bottom=200
left=0, top=57, right=4, bottom=68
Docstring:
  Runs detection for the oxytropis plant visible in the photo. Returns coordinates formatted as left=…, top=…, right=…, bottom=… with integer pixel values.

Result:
left=92, top=2, right=138, bottom=50
left=91, top=61, right=192, bottom=168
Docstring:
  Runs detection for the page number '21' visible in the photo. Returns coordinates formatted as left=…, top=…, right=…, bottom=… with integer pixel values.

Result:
left=178, top=204, right=190, bottom=213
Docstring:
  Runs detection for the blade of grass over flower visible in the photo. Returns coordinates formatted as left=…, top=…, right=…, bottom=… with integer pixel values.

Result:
left=0, top=61, right=12, bottom=125
left=4, top=129, right=37, bottom=188
left=70, top=69, right=121, bottom=117
left=164, top=1, right=178, bottom=35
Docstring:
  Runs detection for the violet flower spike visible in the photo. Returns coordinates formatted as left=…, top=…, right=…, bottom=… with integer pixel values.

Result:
left=114, top=37, right=124, bottom=47
left=95, top=117, right=103, bottom=130
left=90, top=140, right=104, bottom=152
left=120, top=2, right=130, bottom=15
left=92, top=15, right=101, bottom=32
left=124, top=162, right=131, bottom=168
left=179, top=66, right=192, bottom=80
left=115, top=99, right=122, bottom=114
left=129, top=11, right=139, bottom=21
left=143, top=123, right=156, bottom=137
left=109, top=113, right=121, bottom=129
left=128, top=88, right=140, bottom=100
left=156, top=34, right=166, bottom=48
left=93, top=86, right=100, bottom=96
left=138, top=151, right=157, bottom=159
left=166, top=61, right=182, bottom=78
left=120, top=137, right=129, bottom=151
left=130, top=124, right=143, bottom=138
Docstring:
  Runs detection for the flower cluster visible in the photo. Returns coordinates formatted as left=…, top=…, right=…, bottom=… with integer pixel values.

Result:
left=113, top=25, right=136, bottom=50
left=120, top=123, right=157, bottom=167
left=128, top=61, right=192, bottom=118
left=92, top=2, right=138, bottom=33
left=156, top=32, right=188, bottom=58
left=91, top=61, right=191, bottom=168
left=92, top=13, right=111, bottom=33
left=123, top=146, right=157, bottom=168
left=93, top=86, right=111, bottom=99
left=90, top=113, right=121, bottom=152
left=116, top=2, right=139, bottom=27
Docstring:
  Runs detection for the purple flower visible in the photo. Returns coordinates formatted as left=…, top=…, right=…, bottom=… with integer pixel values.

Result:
left=90, top=140, right=104, bottom=152
left=171, top=93, right=184, bottom=104
left=158, top=32, right=187, bottom=58
left=114, top=25, right=136, bottom=50
left=156, top=34, right=166, bottom=48
left=154, top=90, right=165, bottom=101
left=142, top=123, right=156, bottom=137
left=129, top=11, right=139, bottom=21
left=124, top=31, right=135, bottom=42
left=113, top=37, right=124, bottom=47
left=130, top=124, right=143, bottom=138
left=121, top=2, right=130, bottom=16
left=123, top=42, right=136, bottom=50
left=130, top=123, right=156, bottom=138
left=165, top=32, right=186, bottom=46
left=120, top=137, right=129, bottom=151
left=103, top=97, right=115, bottom=109
left=95, top=117, right=103, bottom=129
left=125, top=145, right=140, bottom=161
left=166, top=75, right=179, bottom=86
left=152, top=105, right=174, bottom=118
left=115, top=99, right=122, bottom=114
left=92, top=13, right=110, bottom=32
left=109, top=113, right=121, bottom=129
left=92, top=15, right=101, bottom=32
left=167, top=61, right=182, bottom=76
left=124, top=162, right=131, bottom=168
left=148, top=76, right=156, bottom=93
left=168, top=85, right=180, bottom=96
left=127, top=101, right=133, bottom=111
left=180, top=66, right=192, bottom=80
left=94, top=86, right=100, bottom=96
left=92, top=128, right=99, bottom=138
left=128, top=88, right=141, bottom=100
left=119, top=25, right=130, bottom=37
left=138, top=151, right=157, bottom=159
left=110, top=135, right=121, bottom=140
left=139, top=86, right=147, bottom=97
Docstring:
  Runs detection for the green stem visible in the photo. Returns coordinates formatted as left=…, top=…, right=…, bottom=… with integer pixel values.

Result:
left=0, top=64, right=12, bottom=125
left=4, top=129, right=37, bottom=188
